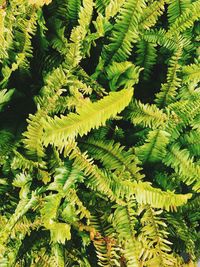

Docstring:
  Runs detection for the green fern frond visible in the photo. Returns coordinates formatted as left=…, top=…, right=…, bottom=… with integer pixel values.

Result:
left=67, top=0, right=81, bottom=25
left=101, top=0, right=146, bottom=64
left=135, top=40, right=157, bottom=80
left=48, top=162, right=84, bottom=193
left=180, top=131, right=200, bottom=157
left=42, top=88, right=133, bottom=148
left=106, top=61, right=142, bottom=90
left=67, top=145, right=117, bottom=202
left=155, top=46, right=183, bottom=107
left=167, top=0, right=191, bottom=25
left=134, top=181, right=191, bottom=211
left=80, top=138, right=143, bottom=180
left=135, top=129, right=170, bottom=163
left=167, top=0, right=200, bottom=35
left=91, top=212, right=120, bottom=267
left=95, top=0, right=110, bottom=14
left=113, top=201, right=141, bottom=267
left=182, top=62, right=200, bottom=84
left=142, top=29, right=180, bottom=50
left=163, top=144, right=200, bottom=192
left=139, top=0, right=165, bottom=30
left=138, top=205, right=177, bottom=266
left=128, top=100, right=168, bottom=129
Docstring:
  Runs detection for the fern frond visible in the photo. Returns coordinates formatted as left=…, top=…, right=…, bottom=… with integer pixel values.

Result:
left=42, top=88, right=133, bottom=148
left=182, top=62, right=200, bottom=84
left=0, top=193, right=38, bottom=246
left=113, top=201, right=141, bottom=267
left=180, top=131, right=200, bottom=157
left=163, top=144, right=200, bottom=192
left=67, top=145, right=117, bottom=202
left=139, top=0, right=165, bottom=30
left=138, top=205, right=177, bottom=266
left=135, top=40, right=157, bottom=80
left=128, top=100, right=168, bottom=129
left=91, top=211, right=121, bottom=267
left=23, top=110, right=46, bottom=158
left=41, top=194, right=71, bottom=244
left=80, top=138, right=143, bottom=180
left=167, top=0, right=200, bottom=35
left=106, top=61, right=142, bottom=90
left=48, top=162, right=84, bottom=193
left=95, top=0, right=110, bottom=14
left=134, top=181, right=191, bottom=211
left=142, top=29, right=179, bottom=51
left=101, top=0, right=146, bottom=64
left=155, top=46, right=183, bottom=107
left=67, top=0, right=81, bottom=25
left=167, top=0, right=191, bottom=25
left=135, top=129, right=170, bottom=163
left=105, top=0, right=126, bottom=19
left=1, top=8, right=37, bottom=85
left=66, top=0, right=93, bottom=67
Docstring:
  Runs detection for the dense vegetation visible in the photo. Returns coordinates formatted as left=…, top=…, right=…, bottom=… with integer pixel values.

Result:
left=0, top=0, right=200, bottom=266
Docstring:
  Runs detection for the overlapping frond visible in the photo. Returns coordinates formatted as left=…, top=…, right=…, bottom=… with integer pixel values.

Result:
left=42, top=88, right=133, bottom=148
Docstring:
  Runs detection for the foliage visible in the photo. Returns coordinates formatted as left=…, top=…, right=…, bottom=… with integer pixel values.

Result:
left=0, top=0, right=199, bottom=266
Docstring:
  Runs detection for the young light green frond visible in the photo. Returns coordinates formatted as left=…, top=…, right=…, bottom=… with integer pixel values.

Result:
left=167, top=0, right=191, bottom=25
left=128, top=100, right=168, bottom=129
left=134, top=181, right=192, bottom=211
left=135, top=40, right=157, bottom=80
left=139, top=0, right=165, bottom=30
left=155, top=46, right=183, bottom=107
left=135, top=129, right=170, bottom=163
left=80, top=138, right=143, bottom=180
left=23, top=110, right=46, bottom=158
left=182, top=62, right=200, bottom=85
left=138, top=205, right=177, bottom=266
left=28, top=0, right=52, bottom=7
left=67, top=0, right=93, bottom=67
left=101, top=0, right=146, bottom=64
left=40, top=193, right=72, bottom=244
left=2, top=9, right=37, bottom=79
left=106, top=61, right=142, bottom=90
left=105, top=0, right=125, bottom=19
left=163, top=144, right=200, bottom=191
left=42, top=88, right=133, bottom=148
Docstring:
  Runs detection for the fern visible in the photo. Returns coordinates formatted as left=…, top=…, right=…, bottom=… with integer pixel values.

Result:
left=167, top=0, right=191, bottom=25
left=100, top=0, right=146, bottom=64
left=0, top=1, right=199, bottom=265
left=135, top=40, right=157, bottom=80
left=42, top=88, right=133, bottom=148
